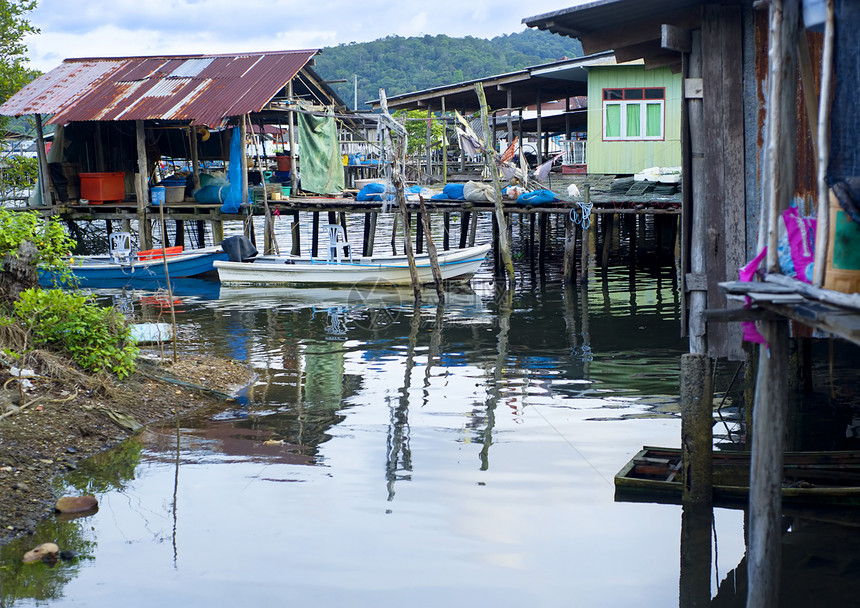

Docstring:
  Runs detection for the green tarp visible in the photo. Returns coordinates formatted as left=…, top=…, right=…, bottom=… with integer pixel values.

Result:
left=297, top=106, right=344, bottom=195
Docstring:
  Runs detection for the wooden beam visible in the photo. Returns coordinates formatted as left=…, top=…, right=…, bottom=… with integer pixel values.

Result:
left=579, top=9, right=701, bottom=55
left=643, top=52, right=683, bottom=70
left=613, top=40, right=664, bottom=63
left=662, top=24, right=693, bottom=52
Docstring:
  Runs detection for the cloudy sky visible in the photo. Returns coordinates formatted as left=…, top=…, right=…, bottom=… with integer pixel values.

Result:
left=24, top=0, right=583, bottom=72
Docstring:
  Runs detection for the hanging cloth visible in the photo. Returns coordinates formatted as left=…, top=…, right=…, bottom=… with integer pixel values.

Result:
left=297, top=105, right=345, bottom=195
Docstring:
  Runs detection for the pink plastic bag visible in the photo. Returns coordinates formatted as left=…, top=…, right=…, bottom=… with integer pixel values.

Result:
left=781, top=206, right=816, bottom=283
left=739, top=247, right=768, bottom=345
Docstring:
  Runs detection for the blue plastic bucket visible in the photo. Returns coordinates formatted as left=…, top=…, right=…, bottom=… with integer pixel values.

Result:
left=151, top=186, right=165, bottom=206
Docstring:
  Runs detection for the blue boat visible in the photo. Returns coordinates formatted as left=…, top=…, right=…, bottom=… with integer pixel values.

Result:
left=40, top=246, right=228, bottom=288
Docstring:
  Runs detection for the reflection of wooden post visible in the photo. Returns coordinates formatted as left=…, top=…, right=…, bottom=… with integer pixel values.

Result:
left=680, top=503, right=713, bottom=607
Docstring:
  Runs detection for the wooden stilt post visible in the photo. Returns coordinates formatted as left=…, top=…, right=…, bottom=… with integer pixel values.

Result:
left=311, top=211, right=320, bottom=257
left=563, top=211, right=576, bottom=281
left=34, top=114, right=53, bottom=208
left=196, top=220, right=206, bottom=247
left=459, top=211, right=470, bottom=249
left=415, top=211, right=424, bottom=254
left=135, top=119, right=152, bottom=249
left=469, top=211, right=477, bottom=247
left=680, top=353, right=714, bottom=506
left=419, top=197, right=445, bottom=301
left=538, top=212, right=547, bottom=267
left=365, top=212, right=377, bottom=256
left=529, top=214, right=536, bottom=260
left=748, top=321, right=789, bottom=608
left=443, top=212, right=450, bottom=250
left=291, top=211, right=301, bottom=256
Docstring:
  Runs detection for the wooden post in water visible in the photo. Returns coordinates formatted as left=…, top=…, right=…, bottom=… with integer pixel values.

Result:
left=311, top=212, right=320, bottom=257
left=475, top=83, right=515, bottom=284
left=680, top=353, right=713, bottom=506
left=379, top=89, right=421, bottom=299
left=459, top=211, right=470, bottom=249
left=291, top=211, right=301, bottom=256
left=748, top=2, right=798, bottom=605
left=415, top=211, right=424, bottom=254
left=563, top=211, right=576, bottom=281
left=419, top=197, right=445, bottom=301
left=748, top=321, right=789, bottom=608
left=443, top=212, right=450, bottom=250
left=364, top=212, right=377, bottom=256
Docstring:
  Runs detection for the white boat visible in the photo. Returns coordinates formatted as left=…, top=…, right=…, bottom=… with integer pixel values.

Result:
left=214, top=244, right=491, bottom=287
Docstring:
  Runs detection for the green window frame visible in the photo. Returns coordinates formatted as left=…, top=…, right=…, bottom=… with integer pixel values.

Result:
left=602, top=87, right=665, bottom=141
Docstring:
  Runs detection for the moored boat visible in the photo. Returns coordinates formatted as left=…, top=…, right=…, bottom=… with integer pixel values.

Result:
left=213, top=244, right=491, bottom=287
left=40, top=245, right=228, bottom=287
left=615, top=446, right=860, bottom=509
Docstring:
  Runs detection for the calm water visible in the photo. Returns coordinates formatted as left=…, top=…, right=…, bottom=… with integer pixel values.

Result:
left=3, top=241, right=859, bottom=606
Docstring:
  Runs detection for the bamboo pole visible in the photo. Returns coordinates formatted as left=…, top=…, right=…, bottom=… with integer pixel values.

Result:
left=288, top=81, right=298, bottom=196
left=247, top=115, right=278, bottom=255
left=419, top=197, right=445, bottom=301
left=813, top=0, right=835, bottom=287
left=379, top=89, right=421, bottom=299
left=474, top=82, right=515, bottom=284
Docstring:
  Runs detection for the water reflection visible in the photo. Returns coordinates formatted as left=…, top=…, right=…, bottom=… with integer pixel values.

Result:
left=3, top=265, right=711, bottom=607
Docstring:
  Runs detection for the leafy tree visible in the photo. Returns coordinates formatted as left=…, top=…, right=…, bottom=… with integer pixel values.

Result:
left=0, top=0, right=40, bottom=130
left=395, top=109, right=444, bottom=158
left=315, top=30, right=582, bottom=110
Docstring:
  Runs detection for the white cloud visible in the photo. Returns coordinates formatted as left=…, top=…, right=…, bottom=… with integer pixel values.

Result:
left=24, top=0, right=581, bottom=72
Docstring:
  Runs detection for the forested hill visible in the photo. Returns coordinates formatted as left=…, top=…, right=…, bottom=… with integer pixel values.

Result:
left=314, top=29, right=583, bottom=110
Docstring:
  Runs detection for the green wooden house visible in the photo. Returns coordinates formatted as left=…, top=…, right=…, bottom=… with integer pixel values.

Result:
left=585, top=64, right=682, bottom=175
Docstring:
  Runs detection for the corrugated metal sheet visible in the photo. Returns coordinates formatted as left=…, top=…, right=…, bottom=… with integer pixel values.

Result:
left=0, top=49, right=318, bottom=126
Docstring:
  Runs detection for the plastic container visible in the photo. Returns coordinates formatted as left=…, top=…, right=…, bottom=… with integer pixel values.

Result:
left=824, top=191, right=860, bottom=293
left=151, top=186, right=165, bottom=206
left=282, top=186, right=291, bottom=198
left=274, top=170, right=291, bottom=181
left=165, top=185, right=185, bottom=203
left=276, top=155, right=292, bottom=171
left=80, top=172, right=124, bottom=204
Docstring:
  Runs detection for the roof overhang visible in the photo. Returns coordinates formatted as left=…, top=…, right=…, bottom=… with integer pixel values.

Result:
left=523, top=0, right=710, bottom=72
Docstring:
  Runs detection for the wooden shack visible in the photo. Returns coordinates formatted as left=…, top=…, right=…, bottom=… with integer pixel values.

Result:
left=0, top=49, right=349, bottom=250
left=525, top=0, right=859, bottom=605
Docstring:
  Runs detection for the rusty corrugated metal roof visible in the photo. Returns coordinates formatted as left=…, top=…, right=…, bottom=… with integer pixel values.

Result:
left=0, top=49, right=319, bottom=126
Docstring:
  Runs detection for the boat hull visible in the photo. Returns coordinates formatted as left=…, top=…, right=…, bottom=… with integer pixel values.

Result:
left=615, top=446, right=860, bottom=510
left=214, top=244, right=491, bottom=286
left=40, top=248, right=228, bottom=287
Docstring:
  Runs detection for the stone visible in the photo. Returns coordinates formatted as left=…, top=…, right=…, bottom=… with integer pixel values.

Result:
left=23, top=542, right=59, bottom=564
left=54, top=496, right=98, bottom=514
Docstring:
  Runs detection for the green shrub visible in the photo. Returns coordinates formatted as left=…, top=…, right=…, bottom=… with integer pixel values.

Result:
left=11, top=288, right=138, bottom=378
left=0, top=207, right=74, bottom=269
left=1, top=155, right=39, bottom=191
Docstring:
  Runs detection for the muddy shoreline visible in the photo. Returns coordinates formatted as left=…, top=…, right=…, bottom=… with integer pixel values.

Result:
left=0, top=354, right=255, bottom=546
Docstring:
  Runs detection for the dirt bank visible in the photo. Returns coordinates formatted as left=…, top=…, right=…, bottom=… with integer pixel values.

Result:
left=0, top=353, right=255, bottom=546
